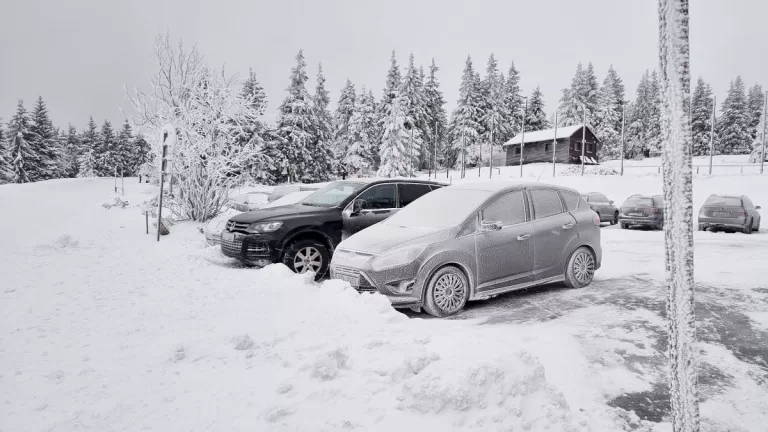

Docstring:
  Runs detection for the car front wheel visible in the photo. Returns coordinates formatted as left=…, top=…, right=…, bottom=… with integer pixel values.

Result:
left=282, top=239, right=330, bottom=280
left=423, top=266, right=470, bottom=318
left=611, top=212, right=619, bottom=225
left=564, top=247, right=595, bottom=289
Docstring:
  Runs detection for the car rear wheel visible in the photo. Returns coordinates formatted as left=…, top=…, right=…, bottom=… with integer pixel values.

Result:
left=744, top=219, right=753, bottom=234
left=423, top=266, right=470, bottom=318
left=564, top=247, right=595, bottom=289
left=282, top=239, right=330, bottom=280
left=620, top=222, right=629, bottom=229
left=611, top=212, right=619, bottom=225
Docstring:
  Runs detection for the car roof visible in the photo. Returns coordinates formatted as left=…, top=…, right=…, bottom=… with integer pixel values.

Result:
left=337, top=177, right=447, bottom=186
left=448, top=180, right=580, bottom=195
left=709, top=194, right=743, bottom=198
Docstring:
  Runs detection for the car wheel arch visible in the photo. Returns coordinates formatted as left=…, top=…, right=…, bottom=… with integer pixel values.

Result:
left=280, top=229, right=335, bottom=259
left=421, top=261, right=475, bottom=303
left=564, top=244, right=597, bottom=272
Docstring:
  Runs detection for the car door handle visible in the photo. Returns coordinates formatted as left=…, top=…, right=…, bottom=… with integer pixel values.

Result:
left=517, top=234, right=532, bottom=241
left=562, top=223, right=574, bottom=230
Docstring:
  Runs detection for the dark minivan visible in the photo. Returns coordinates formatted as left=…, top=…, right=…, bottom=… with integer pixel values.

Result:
left=220, top=178, right=445, bottom=277
left=698, top=194, right=761, bottom=234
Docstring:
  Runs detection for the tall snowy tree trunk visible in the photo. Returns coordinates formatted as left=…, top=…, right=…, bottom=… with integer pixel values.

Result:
left=658, top=1, right=700, bottom=431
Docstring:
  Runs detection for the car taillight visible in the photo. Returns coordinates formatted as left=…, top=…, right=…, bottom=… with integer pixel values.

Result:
left=593, top=213, right=601, bottom=226
left=648, top=207, right=659, bottom=214
left=737, top=210, right=747, bottom=217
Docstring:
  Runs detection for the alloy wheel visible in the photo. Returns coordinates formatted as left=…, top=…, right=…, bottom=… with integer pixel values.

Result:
left=433, top=273, right=466, bottom=314
left=572, top=251, right=595, bottom=285
left=293, top=246, right=322, bottom=274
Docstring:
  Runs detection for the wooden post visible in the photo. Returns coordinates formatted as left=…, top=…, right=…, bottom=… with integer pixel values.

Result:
left=581, top=109, right=587, bottom=176
left=552, top=112, right=558, bottom=177
left=121, top=170, right=124, bottom=195
left=434, top=123, right=438, bottom=179
left=709, top=95, right=716, bottom=175
left=489, top=127, right=494, bottom=179
left=761, top=91, right=767, bottom=174
left=620, top=104, right=626, bottom=176
left=145, top=212, right=149, bottom=234
left=114, top=167, right=118, bottom=193
left=520, top=99, right=527, bottom=178
left=461, top=130, right=466, bottom=179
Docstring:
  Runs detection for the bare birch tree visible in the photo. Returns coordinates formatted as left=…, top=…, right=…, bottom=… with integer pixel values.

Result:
left=127, top=33, right=268, bottom=222
left=658, top=1, right=700, bottom=430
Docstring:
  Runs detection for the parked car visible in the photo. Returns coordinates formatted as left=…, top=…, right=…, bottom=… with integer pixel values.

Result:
left=330, top=181, right=602, bottom=317
left=582, top=192, right=619, bottom=225
left=619, top=194, right=665, bottom=230
left=228, top=191, right=270, bottom=212
left=220, top=178, right=445, bottom=277
left=698, top=194, right=761, bottom=233
left=267, top=183, right=326, bottom=203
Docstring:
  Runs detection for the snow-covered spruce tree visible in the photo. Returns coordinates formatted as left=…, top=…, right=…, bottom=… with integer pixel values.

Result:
left=659, top=1, right=699, bottom=429
left=96, top=120, right=117, bottom=176
left=62, top=124, right=80, bottom=177
left=333, top=79, right=357, bottom=171
left=309, top=63, right=335, bottom=181
left=29, top=96, right=62, bottom=180
left=344, top=87, right=377, bottom=174
left=647, top=71, right=663, bottom=156
left=748, top=112, right=767, bottom=162
left=558, top=63, right=586, bottom=126
left=605, top=65, right=627, bottom=129
left=115, top=120, right=134, bottom=175
left=480, top=54, right=509, bottom=167
left=377, top=95, right=411, bottom=177
left=595, top=70, right=623, bottom=159
left=448, top=56, right=483, bottom=169
left=127, top=33, right=267, bottom=221
left=376, top=50, right=402, bottom=152
left=502, top=62, right=523, bottom=142
left=77, top=117, right=99, bottom=177
left=624, top=71, right=663, bottom=158
left=0, top=120, right=8, bottom=182
left=399, top=53, right=428, bottom=173
left=242, top=69, right=268, bottom=116
left=747, top=84, right=765, bottom=140
left=130, top=134, right=152, bottom=175
left=423, top=59, right=448, bottom=168
left=525, top=86, right=549, bottom=132
left=6, top=100, right=36, bottom=183
left=690, top=77, right=714, bottom=156
left=717, top=76, right=752, bottom=155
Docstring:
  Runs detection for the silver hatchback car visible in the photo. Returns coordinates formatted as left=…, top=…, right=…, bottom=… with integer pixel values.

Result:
left=330, top=181, right=602, bottom=317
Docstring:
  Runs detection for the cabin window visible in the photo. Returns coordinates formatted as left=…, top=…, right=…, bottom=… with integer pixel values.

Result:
left=545, top=143, right=551, bottom=152
left=587, top=143, right=594, bottom=152
left=514, top=147, right=521, bottom=155
left=574, top=141, right=582, bottom=151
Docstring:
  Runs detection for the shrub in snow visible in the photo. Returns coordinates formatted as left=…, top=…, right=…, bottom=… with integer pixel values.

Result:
left=560, top=165, right=619, bottom=176
left=127, top=34, right=269, bottom=222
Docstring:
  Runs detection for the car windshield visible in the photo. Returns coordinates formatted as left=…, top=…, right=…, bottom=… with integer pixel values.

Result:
left=624, top=197, right=654, bottom=207
left=301, top=181, right=366, bottom=207
left=704, top=196, right=742, bottom=207
left=382, top=188, right=493, bottom=229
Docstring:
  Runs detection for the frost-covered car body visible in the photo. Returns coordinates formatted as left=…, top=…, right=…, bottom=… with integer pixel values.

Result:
left=221, top=179, right=445, bottom=276
left=698, top=194, right=761, bottom=233
left=205, top=208, right=241, bottom=246
left=267, top=183, right=326, bottom=203
left=228, top=191, right=270, bottom=212
left=581, top=192, right=619, bottom=225
left=619, top=194, right=665, bottom=230
left=330, top=181, right=602, bottom=317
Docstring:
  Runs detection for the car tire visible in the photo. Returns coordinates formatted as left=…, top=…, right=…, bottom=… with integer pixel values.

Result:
left=282, top=239, right=330, bottom=280
left=564, top=247, right=596, bottom=289
left=698, top=224, right=706, bottom=231
left=744, top=220, right=753, bottom=234
left=620, top=222, right=629, bottom=229
left=611, top=212, right=619, bottom=225
left=423, top=266, right=470, bottom=318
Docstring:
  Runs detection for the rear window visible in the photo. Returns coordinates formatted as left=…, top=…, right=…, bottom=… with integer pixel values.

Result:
left=704, top=196, right=742, bottom=207
left=624, top=197, right=654, bottom=207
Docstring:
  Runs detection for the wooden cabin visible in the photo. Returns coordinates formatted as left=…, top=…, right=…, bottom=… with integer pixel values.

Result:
left=502, top=124, right=601, bottom=166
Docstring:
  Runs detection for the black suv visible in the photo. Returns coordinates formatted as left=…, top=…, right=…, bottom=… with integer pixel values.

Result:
left=221, top=178, right=445, bottom=277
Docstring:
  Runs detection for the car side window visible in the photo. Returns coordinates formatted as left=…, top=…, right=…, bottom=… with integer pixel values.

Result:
left=398, top=183, right=433, bottom=207
left=481, top=190, right=527, bottom=226
left=530, top=189, right=564, bottom=219
left=743, top=197, right=754, bottom=209
left=560, top=191, right=581, bottom=212
left=355, top=184, right=396, bottom=210
left=597, top=194, right=609, bottom=203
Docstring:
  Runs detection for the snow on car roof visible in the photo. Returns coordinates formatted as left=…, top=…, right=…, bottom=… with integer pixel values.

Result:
left=447, top=180, right=578, bottom=194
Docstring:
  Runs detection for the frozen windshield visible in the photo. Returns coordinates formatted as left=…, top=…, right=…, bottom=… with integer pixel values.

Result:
left=382, top=188, right=493, bottom=229
left=301, top=181, right=366, bottom=207
left=623, top=197, right=654, bottom=207
left=704, top=196, right=742, bottom=207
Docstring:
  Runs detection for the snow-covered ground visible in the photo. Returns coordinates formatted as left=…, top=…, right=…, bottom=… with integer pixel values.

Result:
left=2, top=171, right=768, bottom=431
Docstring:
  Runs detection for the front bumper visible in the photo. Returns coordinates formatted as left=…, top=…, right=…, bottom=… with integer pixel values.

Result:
left=330, top=255, right=427, bottom=308
left=220, top=231, right=281, bottom=265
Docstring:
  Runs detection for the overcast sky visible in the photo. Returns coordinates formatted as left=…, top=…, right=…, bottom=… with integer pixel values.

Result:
left=1, top=0, right=765, bottom=133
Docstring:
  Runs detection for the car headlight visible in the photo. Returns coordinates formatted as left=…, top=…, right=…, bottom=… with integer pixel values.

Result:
left=370, top=244, right=427, bottom=272
left=246, top=221, right=283, bottom=233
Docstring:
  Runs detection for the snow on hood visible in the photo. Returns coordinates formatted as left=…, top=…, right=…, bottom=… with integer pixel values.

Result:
left=340, top=222, right=451, bottom=254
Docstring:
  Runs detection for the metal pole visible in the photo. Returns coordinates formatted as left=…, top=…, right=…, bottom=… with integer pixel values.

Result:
left=121, top=170, right=124, bottom=195
left=520, top=99, right=527, bottom=178
left=145, top=211, right=149, bottom=234
left=581, top=108, right=587, bottom=176
left=409, top=125, right=414, bottom=177
left=709, top=95, right=716, bottom=175
left=461, top=130, right=466, bottom=179
left=620, top=104, right=626, bottom=176
left=489, top=127, right=494, bottom=179
left=478, top=130, right=482, bottom=177
left=433, top=123, right=438, bottom=179
left=552, top=111, right=558, bottom=177
left=761, top=91, right=767, bottom=174
left=114, top=167, right=118, bottom=193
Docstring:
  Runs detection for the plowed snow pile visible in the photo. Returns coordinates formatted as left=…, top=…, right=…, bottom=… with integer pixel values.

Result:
left=0, top=178, right=642, bottom=431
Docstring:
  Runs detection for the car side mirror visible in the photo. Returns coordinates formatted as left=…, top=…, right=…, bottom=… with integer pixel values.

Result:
left=351, top=199, right=365, bottom=216
left=609, top=200, right=614, bottom=205
left=756, top=205, right=762, bottom=210
left=480, top=220, right=503, bottom=232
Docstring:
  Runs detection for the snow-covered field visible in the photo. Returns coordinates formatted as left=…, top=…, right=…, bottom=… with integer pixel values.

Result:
left=2, top=169, right=768, bottom=431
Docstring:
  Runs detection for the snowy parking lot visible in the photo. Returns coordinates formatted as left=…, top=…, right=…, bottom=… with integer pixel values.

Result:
left=2, top=173, right=768, bottom=431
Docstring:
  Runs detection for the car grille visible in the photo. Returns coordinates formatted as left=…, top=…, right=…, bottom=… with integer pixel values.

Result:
left=221, top=237, right=243, bottom=258
left=225, top=221, right=250, bottom=234
left=332, top=266, right=378, bottom=293
left=245, top=241, right=270, bottom=261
